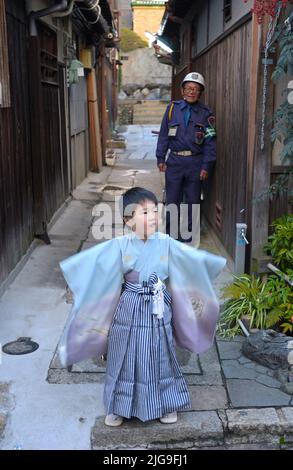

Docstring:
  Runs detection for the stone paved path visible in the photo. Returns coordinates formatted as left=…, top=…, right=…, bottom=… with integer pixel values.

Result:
left=0, top=125, right=292, bottom=450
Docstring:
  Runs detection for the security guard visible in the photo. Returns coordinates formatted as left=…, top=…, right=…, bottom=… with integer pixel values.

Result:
left=156, top=72, right=216, bottom=241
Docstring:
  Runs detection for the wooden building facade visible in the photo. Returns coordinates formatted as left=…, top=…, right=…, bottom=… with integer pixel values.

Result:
left=0, top=0, right=120, bottom=290
left=155, top=0, right=293, bottom=271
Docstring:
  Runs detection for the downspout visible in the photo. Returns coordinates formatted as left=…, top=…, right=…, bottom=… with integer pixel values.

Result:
left=53, top=0, right=76, bottom=17
left=76, top=1, right=113, bottom=38
left=27, top=0, right=69, bottom=36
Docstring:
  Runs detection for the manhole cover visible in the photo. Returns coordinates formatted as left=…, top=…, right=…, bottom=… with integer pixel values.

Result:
left=2, top=337, right=39, bottom=355
left=97, top=184, right=131, bottom=195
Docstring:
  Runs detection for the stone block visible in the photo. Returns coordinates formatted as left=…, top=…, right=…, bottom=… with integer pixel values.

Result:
left=91, top=411, right=223, bottom=450
left=226, top=408, right=281, bottom=445
left=217, top=340, right=242, bottom=360
left=226, top=379, right=291, bottom=407
left=189, top=385, right=228, bottom=410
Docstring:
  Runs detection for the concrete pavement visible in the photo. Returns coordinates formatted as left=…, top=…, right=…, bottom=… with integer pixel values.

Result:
left=0, top=125, right=292, bottom=450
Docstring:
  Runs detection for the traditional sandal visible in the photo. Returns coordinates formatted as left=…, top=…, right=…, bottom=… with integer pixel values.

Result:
left=159, top=412, right=178, bottom=424
left=104, top=414, right=124, bottom=427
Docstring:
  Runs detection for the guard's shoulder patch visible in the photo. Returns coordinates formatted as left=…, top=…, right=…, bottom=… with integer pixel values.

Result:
left=207, top=115, right=216, bottom=128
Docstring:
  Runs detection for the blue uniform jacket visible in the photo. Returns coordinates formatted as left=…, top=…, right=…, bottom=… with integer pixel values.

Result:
left=156, top=99, right=216, bottom=172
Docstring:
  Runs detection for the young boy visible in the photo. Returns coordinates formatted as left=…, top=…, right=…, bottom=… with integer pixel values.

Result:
left=58, top=187, right=226, bottom=426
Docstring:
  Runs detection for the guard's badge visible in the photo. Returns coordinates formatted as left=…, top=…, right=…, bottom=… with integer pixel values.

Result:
left=208, top=115, right=216, bottom=129
left=168, top=126, right=177, bottom=137
left=191, top=73, right=199, bottom=80
left=195, top=131, right=204, bottom=145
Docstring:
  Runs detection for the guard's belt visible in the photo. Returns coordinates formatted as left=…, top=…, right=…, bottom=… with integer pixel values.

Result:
left=172, top=150, right=194, bottom=156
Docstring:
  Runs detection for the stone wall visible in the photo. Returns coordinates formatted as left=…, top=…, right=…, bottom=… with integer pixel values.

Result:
left=120, top=48, right=171, bottom=87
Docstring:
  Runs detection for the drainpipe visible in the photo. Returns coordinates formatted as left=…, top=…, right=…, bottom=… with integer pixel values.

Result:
left=28, top=0, right=69, bottom=36
left=53, top=0, right=76, bottom=17
left=75, top=1, right=113, bottom=38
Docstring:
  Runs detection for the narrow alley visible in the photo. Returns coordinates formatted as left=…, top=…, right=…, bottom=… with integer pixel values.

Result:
left=0, top=0, right=292, bottom=454
left=0, top=125, right=292, bottom=450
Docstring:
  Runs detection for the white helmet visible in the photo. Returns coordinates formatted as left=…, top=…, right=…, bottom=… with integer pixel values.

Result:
left=181, top=72, right=205, bottom=89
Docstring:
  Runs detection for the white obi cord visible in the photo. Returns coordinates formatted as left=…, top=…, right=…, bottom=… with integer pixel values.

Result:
left=152, top=278, right=165, bottom=319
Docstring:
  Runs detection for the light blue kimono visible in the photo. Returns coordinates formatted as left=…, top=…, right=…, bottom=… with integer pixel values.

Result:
left=59, top=232, right=226, bottom=367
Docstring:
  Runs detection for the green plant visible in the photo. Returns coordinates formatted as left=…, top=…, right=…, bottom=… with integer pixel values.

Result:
left=217, top=273, right=293, bottom=337
left=266, top=275, right=293, bottom=333
left=264, top=214, right=293, bottom=271
left=218, top=275, right=272, bottom=337
left=120, top=28, right=148, bottom=52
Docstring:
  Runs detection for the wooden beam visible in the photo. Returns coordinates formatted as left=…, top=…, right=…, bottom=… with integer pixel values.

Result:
left=87, top=69, right=103, bottom=172
left=246, top=15, right=274, bottom=271
left=0, top=0, right=11, bottom=107
left=28, top=35, right=46, bottom=235
left=99, top=44, right=109, bottom=166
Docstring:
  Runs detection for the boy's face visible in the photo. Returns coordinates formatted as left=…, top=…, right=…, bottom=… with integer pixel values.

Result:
left=125, top=200, right=158, bottom=239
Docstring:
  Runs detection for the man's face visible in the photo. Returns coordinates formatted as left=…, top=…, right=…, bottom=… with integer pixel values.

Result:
left=182, top=81, right=202, bottom=104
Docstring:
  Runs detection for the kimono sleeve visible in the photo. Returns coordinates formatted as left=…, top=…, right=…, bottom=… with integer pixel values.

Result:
left=58, top=239, right=123, bottom=366
left=169, top=238, right=226, bottom=354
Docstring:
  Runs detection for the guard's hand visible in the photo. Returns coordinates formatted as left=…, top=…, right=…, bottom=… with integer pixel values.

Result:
left=158, top=163, right=167, bottom=172
left=200, top=169, right=208, bottom=181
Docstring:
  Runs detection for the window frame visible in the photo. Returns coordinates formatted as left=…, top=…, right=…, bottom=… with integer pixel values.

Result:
left=223, top=0, right=232, bottom=23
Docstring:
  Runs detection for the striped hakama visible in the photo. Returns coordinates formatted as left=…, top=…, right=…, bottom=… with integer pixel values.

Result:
left=104, top=273, right=191, bottom=422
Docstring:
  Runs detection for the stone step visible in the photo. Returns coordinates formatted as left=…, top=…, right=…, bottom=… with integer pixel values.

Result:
left=133, top=109, right=165, bottom=116
left=91, top=411, right=223, bottom=450
left=119, top=99, right=168, bottom=106
left=91, top=408, right=293, bottom=450
left=133, top=103, right=166, bottom=108
left=132, top=102, right=166, bottom=125
left=133, top=102, right=166, bottom=106
left=133, top=111, right=165, bottom=117
left=133, top=116, right=164, bottom=122
left=134, top=100, right=168, bottom=106
left=133, top=109, right=165, bottom=114
left=133, top=118, right=164, bottom=124
left=133, top=110, right=165, bottom=117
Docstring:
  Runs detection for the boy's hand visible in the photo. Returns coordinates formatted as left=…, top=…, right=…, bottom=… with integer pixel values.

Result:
left=158, top=163, right=167, bottom=172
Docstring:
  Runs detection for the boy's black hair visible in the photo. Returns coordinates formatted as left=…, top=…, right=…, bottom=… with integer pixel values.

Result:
left=121, top=187, right=158, bottom=218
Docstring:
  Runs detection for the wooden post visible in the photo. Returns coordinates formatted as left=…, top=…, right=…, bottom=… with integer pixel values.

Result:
left=0, top=0, right=11, bottom=107
left=245, top=15, right=274, bottom=272
left=98, top=43, right=109, bottom=166
left=87, top=69, right=103, bottom=172
left=28, top=35, right=46, bottom=235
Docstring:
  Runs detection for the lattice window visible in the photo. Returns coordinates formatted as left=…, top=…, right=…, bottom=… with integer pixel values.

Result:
left=40, top=49, right=58, bottom=86
left=39, top=25, right=58, bottom=86
left=223, top=0, right=232, bottom=23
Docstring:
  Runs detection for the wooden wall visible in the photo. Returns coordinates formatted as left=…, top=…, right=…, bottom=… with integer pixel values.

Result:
left=69, top=76, right=89, bottom=187
left=190, top=19, right=252, bottom=260
left=0, top=3, right=69, bottom=287
left=39, top=24, right=69, bottom=222
left=269, top=168, right=293, bottom=229
left=0, top=2, right=33, bottom=284
left=0, top=0, right=10, bottom=107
